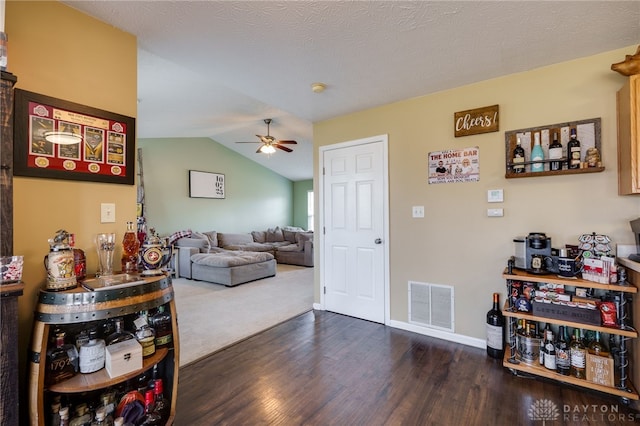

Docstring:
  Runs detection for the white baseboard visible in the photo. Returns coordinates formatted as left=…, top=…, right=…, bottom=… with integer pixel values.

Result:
left=387, top=319, right=486, bottom=349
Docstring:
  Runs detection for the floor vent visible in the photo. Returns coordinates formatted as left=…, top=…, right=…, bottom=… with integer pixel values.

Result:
left=408, top=281, right=454, bottom=332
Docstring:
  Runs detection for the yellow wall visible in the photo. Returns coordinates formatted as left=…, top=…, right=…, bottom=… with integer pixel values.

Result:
left=314, top=46, right=640, bottom=340
left=6, top=0, right=137, bottom=404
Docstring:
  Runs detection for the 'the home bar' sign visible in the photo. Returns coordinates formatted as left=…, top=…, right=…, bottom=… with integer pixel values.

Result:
left=454, top=104, right=499, bottom=137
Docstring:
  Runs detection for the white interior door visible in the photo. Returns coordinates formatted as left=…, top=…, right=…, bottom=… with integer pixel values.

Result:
left=321, top=136, right=388, bottom=324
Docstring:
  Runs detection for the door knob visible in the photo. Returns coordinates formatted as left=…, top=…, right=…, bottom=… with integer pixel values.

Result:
left=374, top=238, right=382, bottom=244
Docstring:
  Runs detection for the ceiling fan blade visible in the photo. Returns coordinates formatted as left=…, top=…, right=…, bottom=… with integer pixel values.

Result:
left=256, top=146, right=264, bottom=153
left=275, top=145, right=293, bottom=153
left=276, top=140, right=297, bottom=144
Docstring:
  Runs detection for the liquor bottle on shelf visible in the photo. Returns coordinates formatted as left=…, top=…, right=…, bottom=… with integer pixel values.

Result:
left=539, top=324, right=551, bottom=366
left=59, top=407, right=70, bottom=426
left=512, top=137, right=526, bottom=173
left=106, top=318, right=135, bottom=346
left=79, top=328, right=106, bottom=374
left=50, top=398, right=62, bottom=426
left=588, top=331, right=609, bottom=356
left=47, top=330, right=79, bottom=385
left=75, top=329, right=89, bottom=352
left=567, top=128, right=581, bottom=169
left=91, top=407, right=110, bottom=426
left=570, top=328, right=586, bottom=379
left=150, top=305, right=173, bottom=349
left=543, top=329, right=556, bottom=371
left=554, top=325, right=571, bottom=376
left=69, top=404, right=91, bottom=426
left=549, top=131, right=563, bottom=171
left=530, top=132, right=545, bottom=172
left=138, top=390, right=162, bottom=425
left=153, top=379, right=170, bottom=421
left=121, top=221, right=140, bottom=274
left=135, top=311, right=156, bottom=358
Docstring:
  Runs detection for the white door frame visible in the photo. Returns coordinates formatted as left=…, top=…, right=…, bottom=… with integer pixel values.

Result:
left=318, top=134, right=390, bottom=324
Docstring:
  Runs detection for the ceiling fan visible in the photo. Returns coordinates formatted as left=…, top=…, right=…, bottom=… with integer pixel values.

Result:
left=236, top=119, right=297, bottom=154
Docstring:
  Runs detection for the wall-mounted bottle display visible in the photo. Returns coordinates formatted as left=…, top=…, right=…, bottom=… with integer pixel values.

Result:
left=504, top=117, right=603, bottom=178
left=29, top=274, right=179, bottom=426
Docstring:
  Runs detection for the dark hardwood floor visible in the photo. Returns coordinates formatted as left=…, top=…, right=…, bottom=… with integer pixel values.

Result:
left=176, top=311, right=640, bottom=425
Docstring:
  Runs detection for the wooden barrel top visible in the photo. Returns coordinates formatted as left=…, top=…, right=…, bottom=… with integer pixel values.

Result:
left=35, top=274, right=173, bottom=324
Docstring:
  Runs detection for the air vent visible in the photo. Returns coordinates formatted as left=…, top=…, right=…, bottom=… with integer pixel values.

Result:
left=408, top=281, right=454, bottom=332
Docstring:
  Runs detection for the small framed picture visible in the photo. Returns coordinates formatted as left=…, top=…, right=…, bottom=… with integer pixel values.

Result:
left=189, top=170, right=225, bottom=199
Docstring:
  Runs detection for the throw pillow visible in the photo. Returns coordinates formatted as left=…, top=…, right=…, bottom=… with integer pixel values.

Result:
left=266, top=226, right=285, bottom=242
left=296, top=232, right=313, bottom=250
left=202, top=231, right=218, bottom=248
left=282, top=230, right=298, bottom=243
left=168, top=229, right=192, bottom=245
left=252, top=230, right=267, bottom=243
left=190, top=232, right=211, bottom=251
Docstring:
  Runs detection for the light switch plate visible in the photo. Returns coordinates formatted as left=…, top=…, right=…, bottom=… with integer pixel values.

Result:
left=487, top=189, right=504, bottom=203
left=487, top=208, right=504, bottom=217
left=101, top=203, right=116, bottom=223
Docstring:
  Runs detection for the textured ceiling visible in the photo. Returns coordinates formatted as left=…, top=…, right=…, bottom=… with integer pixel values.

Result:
left=62, top=1, right=640, bottom=181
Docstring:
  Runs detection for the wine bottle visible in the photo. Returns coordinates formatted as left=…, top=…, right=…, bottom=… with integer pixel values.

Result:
left=588, top=331, right=609, bottom=356
left=512, top=137, right=526, bottom=174
left=539, top=323, right=551, bottom=366
left=567, top=128, right=581, bottom=169
left=530, top=132, right=544, bottom=172
left=570, top=328, right=586, bottom=379
left=549, top=131, right=563, bottom=171
left=543, top=329, right=556, bottom=371
left=555, top=325, right=571, bottom=375
left=485, top=292, right=504, bottom=359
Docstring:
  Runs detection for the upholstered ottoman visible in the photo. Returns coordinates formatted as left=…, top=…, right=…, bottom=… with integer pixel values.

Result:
left=187, top=250, right=276, bottom=287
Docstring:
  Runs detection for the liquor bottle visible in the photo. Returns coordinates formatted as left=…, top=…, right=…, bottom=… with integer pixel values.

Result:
left=47, top=330, right=79, bottom=385
left=549, top=131, right=563, bottom=171
left=150, top=305, right=173, bottom=349
left=530, top=132, right=545, bottom=172
left=539, top=323, right=551, bottom=366
left=79, top=329, right=106, bottom=374
left=50, top=399, right=62, bottom=426
left=554, top=325, right=571, bottom=376
left=588, top=331, right=609, bottom=356
left=153, top=379, right=170, bottom=421
left=91, top=407, right=109, bottom=426
left=105, top=318, right=135, bottom=346
left=121, top=221, right=140, bottom=273
left=59, top=407, right=70, bottom=426
left=75, top=329, right=89, bottom=352
left=98, top=390, right=117, bottom=425
left=543, top=329, right=556, bottom=371
left=567, top=128, right=581, bottom=169
left=69, top=404, right=91, bottom=426
left=570, top=328, right=586, bottom=379
left=138, top=390, right=162, bottom=425
left=512, top=137, right=526, bottom=174
left=135, top=311, right=156, bottom=358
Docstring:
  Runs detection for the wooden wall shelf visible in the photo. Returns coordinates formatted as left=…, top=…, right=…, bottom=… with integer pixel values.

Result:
left=504, top=117, right=602, bottom=178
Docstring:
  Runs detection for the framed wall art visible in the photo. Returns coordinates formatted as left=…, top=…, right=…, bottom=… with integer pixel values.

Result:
left=189, top=170, right=225, bottom=199
left=13, top=89, right=136, bottom=185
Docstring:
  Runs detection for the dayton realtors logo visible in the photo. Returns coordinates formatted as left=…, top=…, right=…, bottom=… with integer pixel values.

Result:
left=529, top=399, right=639, bottom=423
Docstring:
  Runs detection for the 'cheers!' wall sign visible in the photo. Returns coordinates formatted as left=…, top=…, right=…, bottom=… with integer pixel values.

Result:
left=454, top=104, right=499, bottom=137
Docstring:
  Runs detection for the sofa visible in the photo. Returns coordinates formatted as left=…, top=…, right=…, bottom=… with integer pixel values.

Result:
left=174, top=227, right=313, bottom=286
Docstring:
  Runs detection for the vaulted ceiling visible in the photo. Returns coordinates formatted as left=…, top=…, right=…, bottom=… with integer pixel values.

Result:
left=63, top=1, right=640, bottom=181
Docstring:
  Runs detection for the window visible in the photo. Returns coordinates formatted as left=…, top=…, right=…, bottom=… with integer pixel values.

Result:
left=307, top=191, right=314, bottom=231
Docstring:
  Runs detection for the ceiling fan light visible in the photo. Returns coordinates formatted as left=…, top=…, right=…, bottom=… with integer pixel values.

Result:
left=43, top=131, right=83, bottom=145
left=260, top=144, right=276, bottom=154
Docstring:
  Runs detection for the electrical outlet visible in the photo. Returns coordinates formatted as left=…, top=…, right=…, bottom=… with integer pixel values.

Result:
left=412, top=206, right=424, bottom=218
left=101, top=203, right=116, bottom=223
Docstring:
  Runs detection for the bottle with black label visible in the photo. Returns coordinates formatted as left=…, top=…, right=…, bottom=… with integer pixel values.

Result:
left=567, top=128, right=581, bottom=169
left=512, top=137, right=525, bottom=174
left=555, top=325, right=571, bottom=375
left=549, top=131, right=563, bottom=171
left=486, top=293, right=505, bottom=359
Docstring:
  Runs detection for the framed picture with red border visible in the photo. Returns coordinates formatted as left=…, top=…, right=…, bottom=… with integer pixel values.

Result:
left=13, top=89, right=136, bottom=185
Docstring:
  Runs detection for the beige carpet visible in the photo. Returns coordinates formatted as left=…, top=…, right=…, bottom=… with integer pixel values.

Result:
left=172, top=264, right=314, bottom=366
